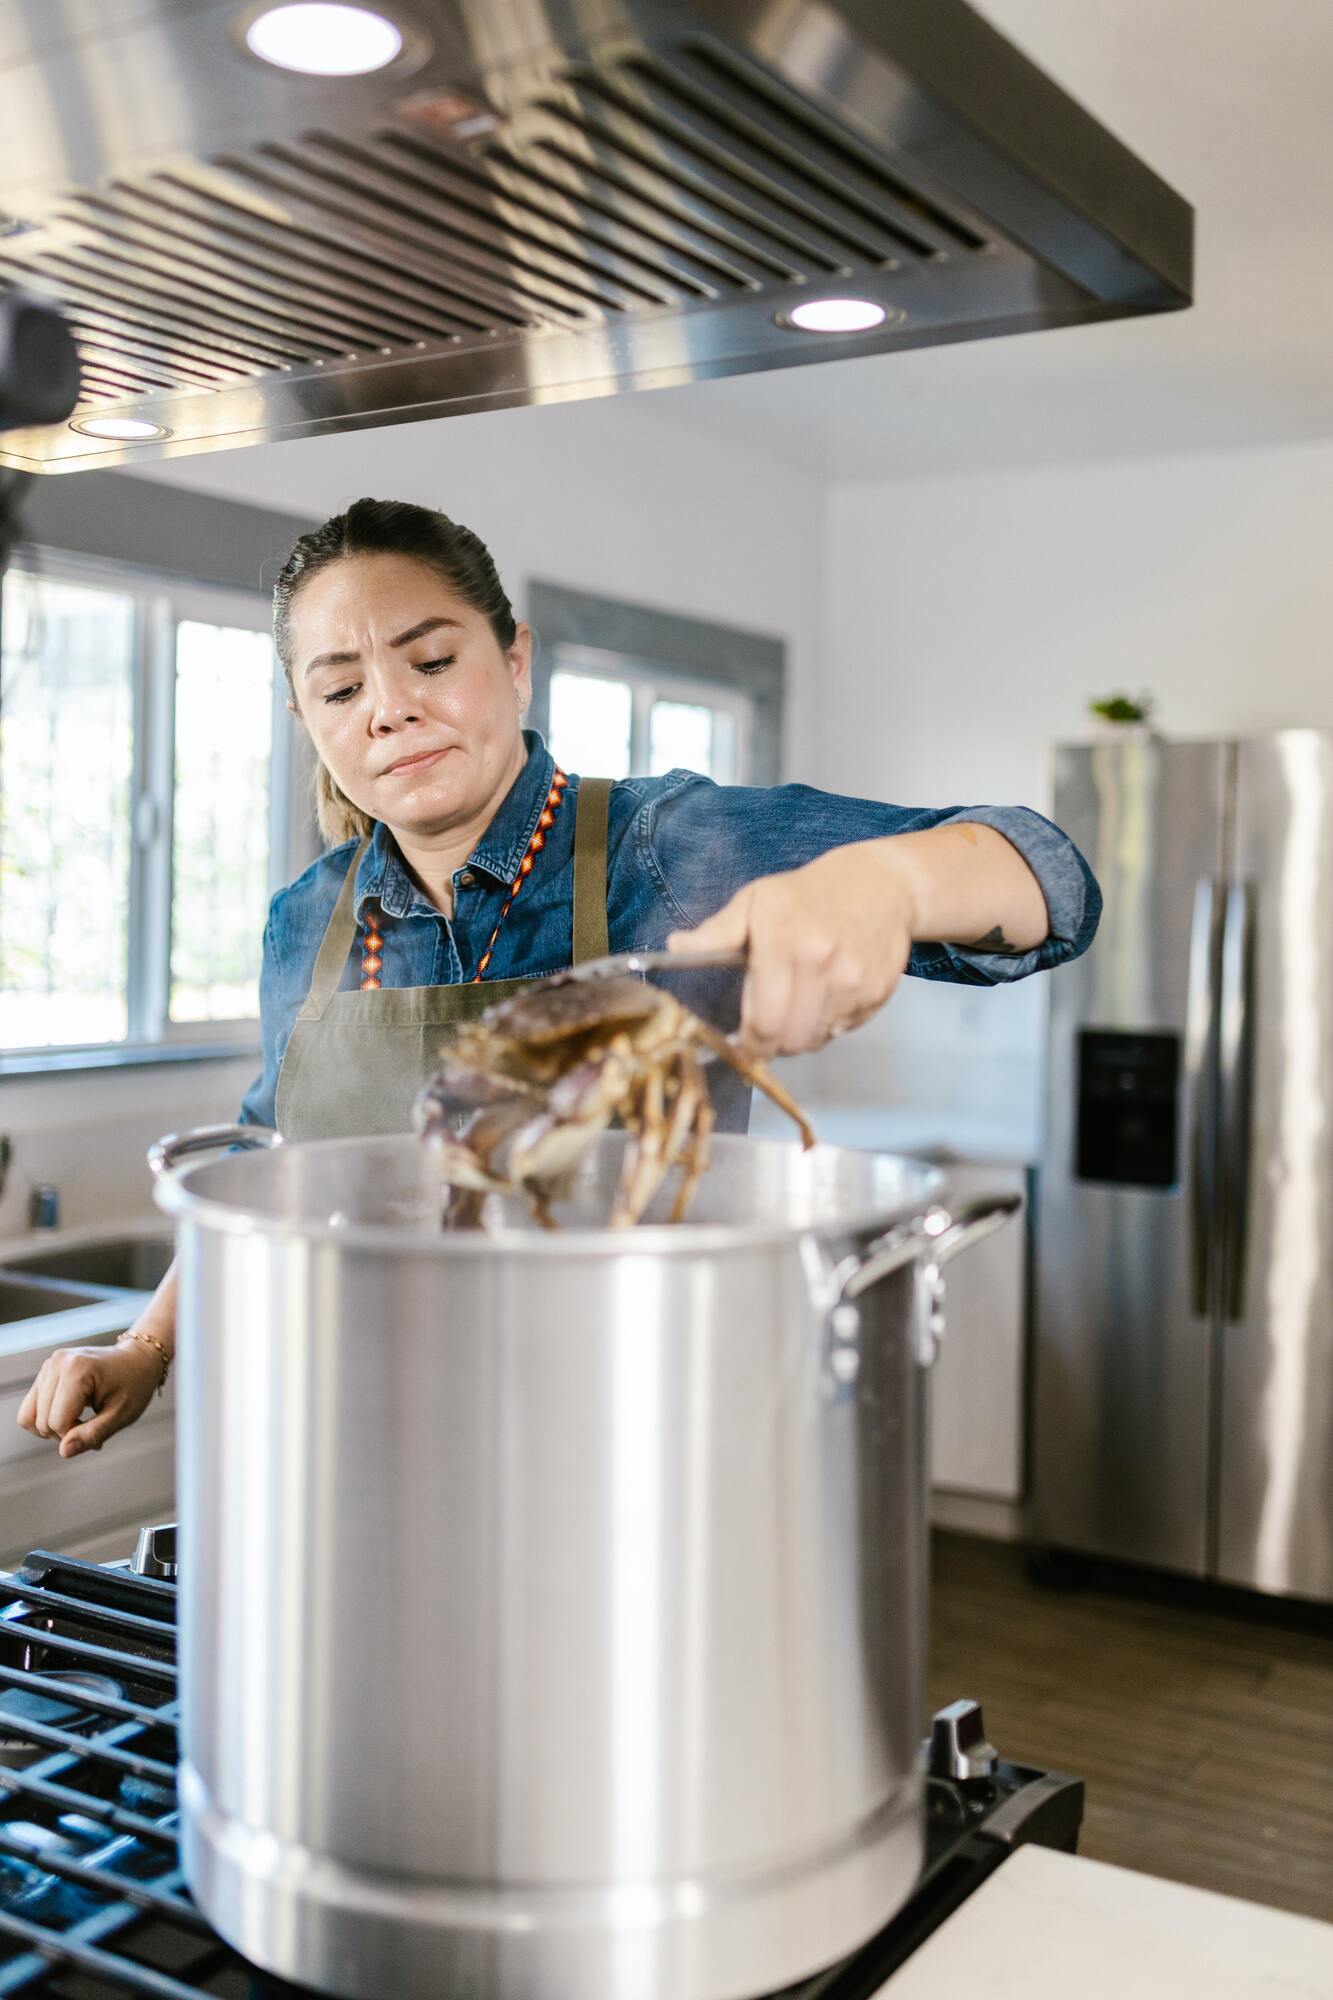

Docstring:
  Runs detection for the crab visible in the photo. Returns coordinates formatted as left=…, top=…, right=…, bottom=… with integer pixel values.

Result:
left=414, top=973, right=816, bottom=1230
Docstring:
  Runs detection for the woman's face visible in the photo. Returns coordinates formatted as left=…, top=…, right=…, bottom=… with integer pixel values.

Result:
left=288, top=552, right=532, bottom=837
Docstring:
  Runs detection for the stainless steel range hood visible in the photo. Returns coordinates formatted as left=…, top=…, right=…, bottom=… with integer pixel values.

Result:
left=0, top=0, right=1192, bottom=475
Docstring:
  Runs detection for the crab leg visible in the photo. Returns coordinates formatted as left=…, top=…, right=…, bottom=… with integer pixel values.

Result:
left=668, top=1049, right=714, bottom=1224
left=529, top=1186, right=560, bottom=1232
left=689, top=1020, right=817, bottom=1150
left=442, top=1185, right=489, bottom=1231
left=662, top=1050, right=698, bottom=1165
left=613, top=1066, right=672, bottom=1227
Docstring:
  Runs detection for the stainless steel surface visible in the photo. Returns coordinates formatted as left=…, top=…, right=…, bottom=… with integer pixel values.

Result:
left=1187, top=876, right=1223, bottom=1319
left=154, top=1126, right=1014, bottom=2000
left=927, top=1699, right=997, bottom=1782
left=0, top=0, right=1192, bottom=475
left=1215, top=736, right=1333, bottom=1600
left=1218, top=878, right=1256, bottom=1326
left=4, top=1231, right=175, bottom=1291
left=565, top=946, right=747, bottom=979
left=1033, top=740, right=1228, bottom=1575
left=0, top=1275, right=105, bottom=1324
left=131, top=1521, right=178, bottom=1580
left=1036, top=734, right=1333, bottom=1607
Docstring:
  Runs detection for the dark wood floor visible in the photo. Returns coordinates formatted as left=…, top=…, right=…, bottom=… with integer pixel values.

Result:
left=927, top=1531, right=1333, bottom=1924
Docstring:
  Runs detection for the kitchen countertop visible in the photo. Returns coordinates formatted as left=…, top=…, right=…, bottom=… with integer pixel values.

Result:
left=747, top=1097, right=1036, bottom=1166
left=884, top=1845, right=1333, bottom=1997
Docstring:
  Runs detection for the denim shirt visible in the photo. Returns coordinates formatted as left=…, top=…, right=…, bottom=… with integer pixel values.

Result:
left=239, top=734, right=1100, bottom=1129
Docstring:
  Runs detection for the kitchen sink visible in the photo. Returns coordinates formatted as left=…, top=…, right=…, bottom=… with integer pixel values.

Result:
left=4, top=1234, right=173, bottom=1292
left=0, top=1275, right=110, bottom=1324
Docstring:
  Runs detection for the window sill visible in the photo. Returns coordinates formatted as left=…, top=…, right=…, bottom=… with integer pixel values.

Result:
left=0, top=1041, right=260, bottom=1079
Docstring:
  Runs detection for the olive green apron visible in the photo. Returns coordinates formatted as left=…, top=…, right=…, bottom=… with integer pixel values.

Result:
left=275, top=777, right=613, bottom=1141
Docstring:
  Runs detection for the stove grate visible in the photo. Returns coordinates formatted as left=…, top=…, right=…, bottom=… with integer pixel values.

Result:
left=0, top=1553, right=280, bottom=1998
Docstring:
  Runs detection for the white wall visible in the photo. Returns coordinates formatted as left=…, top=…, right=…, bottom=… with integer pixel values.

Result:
left=129, top=396, right=829, bottom=774
left=805, top=435, right=1333, bottom=1152
left=2, top=397, right=826, bottom=1236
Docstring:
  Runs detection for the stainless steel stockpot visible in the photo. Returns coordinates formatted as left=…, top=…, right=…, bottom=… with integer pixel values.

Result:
left=152, top=1127, right=1017, bottom=2000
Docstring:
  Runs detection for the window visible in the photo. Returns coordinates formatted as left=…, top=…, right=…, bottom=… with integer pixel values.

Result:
left=546, top=646, right=754, bottom=785
left=0, top=553, right=290, bottom=1061
left=528, top=581, right=785, bottom=790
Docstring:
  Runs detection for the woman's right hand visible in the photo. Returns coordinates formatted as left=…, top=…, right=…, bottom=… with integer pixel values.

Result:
left=17, top=1336, right=163, bottom=1459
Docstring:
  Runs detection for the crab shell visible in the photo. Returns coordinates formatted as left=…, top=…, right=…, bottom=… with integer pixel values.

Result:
left=474, top=973, right=663, bottom=1047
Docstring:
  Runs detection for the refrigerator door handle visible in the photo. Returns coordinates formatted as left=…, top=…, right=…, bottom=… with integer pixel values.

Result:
left=1220, top=880, right=1257, bottom=1322
left=1186, top=877, right=1222, bottom=1319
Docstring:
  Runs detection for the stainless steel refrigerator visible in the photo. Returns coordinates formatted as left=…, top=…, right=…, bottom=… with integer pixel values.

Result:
left=1033, top=733, right=1333, bottom=1603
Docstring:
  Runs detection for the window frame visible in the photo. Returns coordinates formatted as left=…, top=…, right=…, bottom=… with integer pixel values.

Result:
left=547, top=643, right=757, bottom=784
left=1, top=546, right=294, bottom=1072
left=526, top=581, right=786, bottom=789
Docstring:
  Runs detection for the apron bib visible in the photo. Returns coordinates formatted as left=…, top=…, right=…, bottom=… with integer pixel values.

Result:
left=275, top=778, right=612, bottom=1141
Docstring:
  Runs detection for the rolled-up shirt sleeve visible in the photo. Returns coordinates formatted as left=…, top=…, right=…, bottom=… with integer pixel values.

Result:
left=913, top=803, right=1101, bottom=984
left=642, top=776, right=1100, bottom=988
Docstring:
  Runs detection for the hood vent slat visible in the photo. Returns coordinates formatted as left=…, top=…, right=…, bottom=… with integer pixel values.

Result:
left=560, top=66, right=932, bottom=268
left=667, top=40, right=988, bottom=255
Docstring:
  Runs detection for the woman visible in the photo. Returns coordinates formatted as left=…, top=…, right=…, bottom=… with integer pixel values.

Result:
left=19, top=497, right=1099, bottom=1458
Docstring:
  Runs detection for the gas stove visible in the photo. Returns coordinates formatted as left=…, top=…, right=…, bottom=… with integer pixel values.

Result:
left=0, top=1531, right=1082, bottom=1998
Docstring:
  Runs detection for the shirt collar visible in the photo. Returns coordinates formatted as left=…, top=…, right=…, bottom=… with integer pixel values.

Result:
left=353, top=732, right=557, bottom=921
left=468, top=731, right=558, bottom=885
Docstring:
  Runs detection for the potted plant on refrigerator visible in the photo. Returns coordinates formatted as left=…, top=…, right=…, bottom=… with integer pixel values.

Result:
left=1088, top=692, right=1157, bottom=741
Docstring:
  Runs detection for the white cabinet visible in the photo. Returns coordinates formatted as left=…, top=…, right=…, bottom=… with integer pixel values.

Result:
left=0, top=1315, right=176, bottom=1568
left=927, top=1161, right=1029, bottom=1502
left=0, top=1383, right=175, bottom=1568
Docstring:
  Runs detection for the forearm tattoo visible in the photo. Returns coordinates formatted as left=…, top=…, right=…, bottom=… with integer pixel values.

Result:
left=966, top=924, right=1023, bottom=954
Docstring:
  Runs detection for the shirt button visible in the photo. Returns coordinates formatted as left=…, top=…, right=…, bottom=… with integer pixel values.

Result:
left=457, top=870, right=475, bottom=890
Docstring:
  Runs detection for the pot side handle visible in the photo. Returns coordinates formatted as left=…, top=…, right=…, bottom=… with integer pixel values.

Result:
left=148, top=1124, right=284, bottom=1177
left=841, top=1192, right=1023, bottom=1303
left=924, top=1192, right=1024, bottom=1271
left=824, top=1191, right=1024, bottom=1385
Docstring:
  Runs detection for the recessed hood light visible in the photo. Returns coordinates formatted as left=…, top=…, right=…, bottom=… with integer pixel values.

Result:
left=244, top=4, right=403, bottom=76
left=784, top=300, right=890, bottom=335
left=71, top=416, right=171, bottom=440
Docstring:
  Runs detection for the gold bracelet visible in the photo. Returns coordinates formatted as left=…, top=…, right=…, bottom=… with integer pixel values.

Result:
left=117, top=1329, right=171, bottom=1395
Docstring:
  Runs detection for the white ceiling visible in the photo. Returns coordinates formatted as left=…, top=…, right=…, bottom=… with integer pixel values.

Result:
left=628, top=0, right=1333, bottom=479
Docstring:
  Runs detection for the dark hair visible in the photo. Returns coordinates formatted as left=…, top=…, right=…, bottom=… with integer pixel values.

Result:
left=272, top=498, right=518, bottom=842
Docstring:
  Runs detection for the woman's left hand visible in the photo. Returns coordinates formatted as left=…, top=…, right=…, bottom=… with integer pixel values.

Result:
left=667, top=840, right=916, bottom=1058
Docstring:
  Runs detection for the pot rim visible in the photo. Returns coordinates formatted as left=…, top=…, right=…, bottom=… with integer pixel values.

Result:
left=152, top=1132, right=948, bottom=1260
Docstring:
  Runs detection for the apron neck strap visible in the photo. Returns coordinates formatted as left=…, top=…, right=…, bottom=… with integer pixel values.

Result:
left=298, top=776, right=611, bottom=1020
left=572, top=776, right=611, bottom=964
left=298, top=836, right=371, bottom=1022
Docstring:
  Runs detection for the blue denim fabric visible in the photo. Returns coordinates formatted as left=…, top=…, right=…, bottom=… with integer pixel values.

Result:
left=239, top=733, right=1100, bottom=1128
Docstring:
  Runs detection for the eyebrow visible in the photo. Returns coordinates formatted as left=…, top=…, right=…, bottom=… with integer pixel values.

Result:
left=302, top=615, right=464, bottom=678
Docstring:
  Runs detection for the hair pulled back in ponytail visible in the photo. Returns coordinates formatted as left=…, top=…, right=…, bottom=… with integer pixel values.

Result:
left=273, top=498, right=518, bottom=845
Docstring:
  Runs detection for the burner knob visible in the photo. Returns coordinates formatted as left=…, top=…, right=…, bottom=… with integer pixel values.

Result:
left=928, top=1699, right=998, bottom=1780
left=131, top=1523, right=178, bottom=1580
